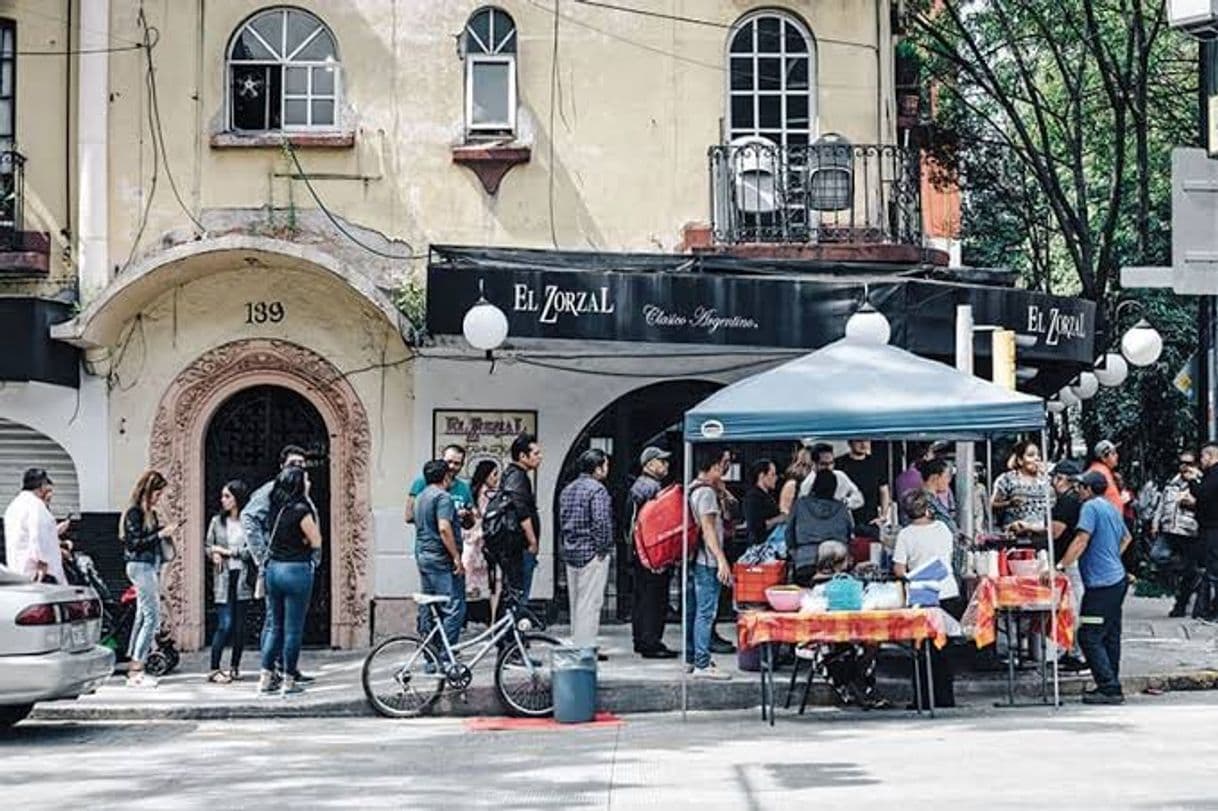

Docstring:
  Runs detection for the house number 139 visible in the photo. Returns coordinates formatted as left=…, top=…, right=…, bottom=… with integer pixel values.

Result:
left=245, top=301, right=285, bottom=324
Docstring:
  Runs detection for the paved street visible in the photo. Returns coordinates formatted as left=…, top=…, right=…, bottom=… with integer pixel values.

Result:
left=8, top=692, right=1218, bottom=810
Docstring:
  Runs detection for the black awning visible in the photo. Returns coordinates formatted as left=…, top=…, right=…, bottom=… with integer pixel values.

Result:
left=0, top=298, right=80, bottom=388
left=427, top=246, right=1095, bottom=397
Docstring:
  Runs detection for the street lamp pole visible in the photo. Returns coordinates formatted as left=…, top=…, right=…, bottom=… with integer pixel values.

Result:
left=1201, top=39, right=1218, bottom=441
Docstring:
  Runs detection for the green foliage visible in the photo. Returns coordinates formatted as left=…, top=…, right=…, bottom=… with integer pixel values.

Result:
left=394, top=275, right=426, bottom=332
left=912, top=0, right=1202, bottom=484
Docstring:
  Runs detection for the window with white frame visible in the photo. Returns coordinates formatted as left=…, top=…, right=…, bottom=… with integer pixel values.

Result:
left=726, top=11, right=815, bottom=149
left=227, top=7, right=340, bottom=132
left=464, top=7, right=517, bottom=136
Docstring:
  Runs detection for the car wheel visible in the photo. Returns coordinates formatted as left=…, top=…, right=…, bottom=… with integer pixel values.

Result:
left=0, top=704, right=33, bottom=729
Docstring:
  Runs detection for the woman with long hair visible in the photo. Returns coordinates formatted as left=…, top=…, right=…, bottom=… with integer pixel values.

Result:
left=205, top=479, right=253, bottom=683
left=991, top=439, right=1051, bottom=536
left=258, top=465, right=323, bottom=697
left=779, top=446, right=814, bottom=516
left=119, top=470, right=179, bottom=688
left=463, top=460, right=501, bottom=625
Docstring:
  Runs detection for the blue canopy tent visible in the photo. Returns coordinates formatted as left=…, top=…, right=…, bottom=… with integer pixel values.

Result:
left=677, top=338, right=1058, bottom=716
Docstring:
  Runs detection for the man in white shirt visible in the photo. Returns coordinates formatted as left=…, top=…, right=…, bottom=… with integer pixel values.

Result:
left=4, top=468, right=66, bottom=584
left=798, top=443, right=864, bottom=510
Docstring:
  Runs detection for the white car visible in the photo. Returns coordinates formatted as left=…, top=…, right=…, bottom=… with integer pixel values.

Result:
left=0, top=564, right=114, bottom=728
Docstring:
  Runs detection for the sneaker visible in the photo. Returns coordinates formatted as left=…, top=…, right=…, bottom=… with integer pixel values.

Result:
left=289, top=670, right=316, bottom=685
left=692, top=664, right=732, bottom=681
left=257, top=671, right=277, bottom=696
left=1169, top=605, right=1187, bottom=619
left=126, top=672, right=159, bottom=688
left=1082, top=690, right=1125, bottom=705
left=206, top=670, right=232, bottom=684
left=280, top=677, right=305, bottom=698
left=709, top=635, right=737, bottom=655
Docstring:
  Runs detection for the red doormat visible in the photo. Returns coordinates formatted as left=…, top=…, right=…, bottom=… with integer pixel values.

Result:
left=464, top=712, right=624, bottom=732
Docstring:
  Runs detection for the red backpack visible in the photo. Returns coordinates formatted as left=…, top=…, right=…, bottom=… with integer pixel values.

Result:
left=632, top=484, right=707, bottom=572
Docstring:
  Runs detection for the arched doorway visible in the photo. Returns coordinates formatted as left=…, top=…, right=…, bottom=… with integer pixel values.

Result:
left=553, top=379, right=722, bottom=623
left=203, top=385, right=331, bottom=646
left=150, top=339, right=371, bottom=650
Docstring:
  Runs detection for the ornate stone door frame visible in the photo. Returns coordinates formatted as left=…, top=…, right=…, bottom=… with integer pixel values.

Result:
left=150, top=339, right=371, bottom=650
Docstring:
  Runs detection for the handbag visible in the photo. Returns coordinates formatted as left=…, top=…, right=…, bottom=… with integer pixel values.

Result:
left=824, top=573, right=864, bottom=611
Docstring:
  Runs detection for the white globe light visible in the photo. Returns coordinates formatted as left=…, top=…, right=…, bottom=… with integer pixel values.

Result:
left=1059, top=386, right=1080, bottom=408
left=1094, top=353, right=1128, bottom=387
left=462, top=300, right=509, bottom=352
left=1070, top=371, right=1099, bottom=400
left=1046, top=399, right=1066, bottom=414
left=1121, top=320, right=1163, bottom=367
left=844, top=303, right=891, bottom=345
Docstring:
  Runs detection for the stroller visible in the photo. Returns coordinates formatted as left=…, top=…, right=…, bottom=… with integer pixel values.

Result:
left=64, top=550, right=181, bottom=677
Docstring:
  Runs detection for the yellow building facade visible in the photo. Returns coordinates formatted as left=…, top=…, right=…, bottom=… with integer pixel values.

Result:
left=1, top=0, right=904, bottom=649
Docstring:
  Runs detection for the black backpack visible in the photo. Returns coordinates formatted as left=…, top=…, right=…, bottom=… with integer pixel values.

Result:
left=481, top=490, right=521, bottom=559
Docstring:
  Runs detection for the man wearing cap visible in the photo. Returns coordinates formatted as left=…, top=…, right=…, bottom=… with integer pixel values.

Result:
left=3, top=468, right=66, bottom=584
left=1187, top=444, right=1218, bottom=620
left=1057, top=469, right=1133, bottom=704
left=1088, top=440, right=1123, bottom=515
left=1049, top=460, right=1089, bottom=673
left=628, top=446, right=678, bottom=659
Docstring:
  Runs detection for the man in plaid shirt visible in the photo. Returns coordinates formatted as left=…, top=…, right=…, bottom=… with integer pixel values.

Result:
left=559, top=448, right=614, bottom=656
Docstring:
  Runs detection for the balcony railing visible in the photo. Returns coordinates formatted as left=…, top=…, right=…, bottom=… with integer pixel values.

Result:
left=709, top=140, right=922, bottom=247
left=0, top=149, right=24, bottom=246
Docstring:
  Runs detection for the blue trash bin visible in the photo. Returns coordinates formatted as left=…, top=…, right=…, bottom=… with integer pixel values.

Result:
left=552, top=646, right=598, bottom=723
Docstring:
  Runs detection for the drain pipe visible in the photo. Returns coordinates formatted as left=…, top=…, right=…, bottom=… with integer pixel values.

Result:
left=77, top=0, right=110, bottom=302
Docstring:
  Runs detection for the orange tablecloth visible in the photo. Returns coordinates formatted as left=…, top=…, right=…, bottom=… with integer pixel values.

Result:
left=738, top=608, right=951, bottom=651
left=962, top=575, right=1075, bottom=650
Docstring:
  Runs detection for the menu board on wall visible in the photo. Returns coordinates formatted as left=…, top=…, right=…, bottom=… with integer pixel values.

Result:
left=432, top=409, right=538, bottom=473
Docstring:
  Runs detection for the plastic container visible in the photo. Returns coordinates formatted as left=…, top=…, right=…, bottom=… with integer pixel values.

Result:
left=765, top=585, right=803, bottom=612
left=737, top=645, right=762, bottom=672
left=552, top=647, right=598, bottom=724
left=733, top=560, right=787, bottom=604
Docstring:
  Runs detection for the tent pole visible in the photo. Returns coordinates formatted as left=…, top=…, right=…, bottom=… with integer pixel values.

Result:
left=985, top=439, right=993, bottom=534
left=681, top=440, right=692, bottom=720
left=1042, top=428, right=1060, bottom=708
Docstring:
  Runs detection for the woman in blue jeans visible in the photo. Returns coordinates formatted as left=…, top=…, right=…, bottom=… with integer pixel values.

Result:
left=120, top=470, right=180, bottom=688
left=258, top=466, right=322, bottom=697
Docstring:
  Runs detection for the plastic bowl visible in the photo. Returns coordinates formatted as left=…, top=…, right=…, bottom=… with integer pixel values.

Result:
left=765, top=586, right=803, bottom=612
left=1008, top=559, right=1040, bottom=578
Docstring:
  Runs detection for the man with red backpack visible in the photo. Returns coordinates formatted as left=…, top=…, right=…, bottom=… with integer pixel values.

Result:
left=685, top=444, right=734, bottom=681
left=629, top=447, right=678, bottom=659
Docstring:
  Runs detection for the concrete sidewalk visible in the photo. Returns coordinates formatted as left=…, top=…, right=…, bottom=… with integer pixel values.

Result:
left=31, top=595, right=1218, bottom=721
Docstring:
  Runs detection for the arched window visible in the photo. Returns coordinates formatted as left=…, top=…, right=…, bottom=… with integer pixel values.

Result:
left=227, top=7, right=340, bottom=132
left=726, top=11, right=815, bottom=149
left=464, top=7, right=517, bottom=136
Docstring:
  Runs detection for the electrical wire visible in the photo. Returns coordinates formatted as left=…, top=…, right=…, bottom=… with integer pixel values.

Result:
left=138, top=13, right=206, bottom=234
left=283, top=141, right=424, bottom=261
left=121, top=17, right=160, bottom=272
left=16, top=44, right=143, bottom=56
left=569, top=0, right=880, bottom=50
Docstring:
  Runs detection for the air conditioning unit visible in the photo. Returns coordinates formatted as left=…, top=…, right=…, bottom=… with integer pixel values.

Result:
left=1168, top=0, right=1218, bottom=37
left=728, top=135, right=781, bottom=215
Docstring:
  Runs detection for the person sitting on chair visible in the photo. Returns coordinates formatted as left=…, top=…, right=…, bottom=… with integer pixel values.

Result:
left=801, top=541, right=889, bottom=710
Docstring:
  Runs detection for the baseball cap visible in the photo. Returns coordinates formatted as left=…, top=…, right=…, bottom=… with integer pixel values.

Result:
left=21, top=468, right=52, bottom=490
left=639, top=447, right=672, bottom=466
left=1079, top=470, right=1109, bottom=491
left=1050, top=459, right=1083, bottom=479
left=1094, top=439, right=1119, bottom=458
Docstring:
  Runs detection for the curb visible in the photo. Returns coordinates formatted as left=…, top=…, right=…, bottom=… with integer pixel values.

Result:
left=30, top=669, right=1218, bottom=722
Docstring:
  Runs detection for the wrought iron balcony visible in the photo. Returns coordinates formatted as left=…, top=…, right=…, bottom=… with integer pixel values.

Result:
left=0, top=149, right=24, bottom=246
left=709, top=139, right=922, bottom=247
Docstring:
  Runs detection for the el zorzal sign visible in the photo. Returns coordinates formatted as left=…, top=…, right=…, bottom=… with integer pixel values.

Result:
left=426, top=265, right=1096, bottom=365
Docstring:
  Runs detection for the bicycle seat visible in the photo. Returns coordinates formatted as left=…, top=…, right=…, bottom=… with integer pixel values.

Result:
left=412, top=593, right=451, bottom=606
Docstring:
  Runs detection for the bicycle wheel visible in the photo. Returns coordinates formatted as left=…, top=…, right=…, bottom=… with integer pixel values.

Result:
left=494, top=632, right=561, bottom=717
left=362, top=635, right=445, bottom=718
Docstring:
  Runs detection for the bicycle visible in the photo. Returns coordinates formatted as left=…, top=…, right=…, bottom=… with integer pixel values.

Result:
left=361, top=587, right=562, bottom=718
